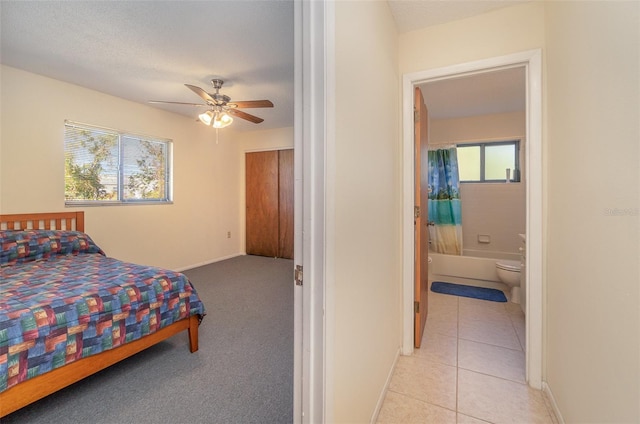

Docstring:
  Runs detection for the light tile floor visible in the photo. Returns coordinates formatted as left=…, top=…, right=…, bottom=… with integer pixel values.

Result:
left=377, top=284, right=558, bottom=424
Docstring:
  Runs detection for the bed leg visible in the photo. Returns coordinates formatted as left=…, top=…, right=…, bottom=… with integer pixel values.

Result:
left=188, top=315, right=199, bottom=353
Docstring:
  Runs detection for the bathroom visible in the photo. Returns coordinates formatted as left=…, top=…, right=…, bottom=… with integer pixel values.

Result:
left=421, top=67, right=527, bottom=311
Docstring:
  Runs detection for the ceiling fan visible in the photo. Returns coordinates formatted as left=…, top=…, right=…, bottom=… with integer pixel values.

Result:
left=149, top=79, right=273, bottom=128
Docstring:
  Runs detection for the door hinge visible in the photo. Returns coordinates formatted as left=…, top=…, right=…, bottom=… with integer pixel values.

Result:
left=294, top=265, right=303, bottom=286
left=414, top=301, right=419, bottom=313
left=414, top=206, right=421, bottom=219
left=414, top=107, right=420, bottom=123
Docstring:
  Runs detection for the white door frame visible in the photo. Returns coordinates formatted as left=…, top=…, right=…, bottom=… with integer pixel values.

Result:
left=293, top=0, right=329, bottom=422
left=401, top=50, right=543, bottom=389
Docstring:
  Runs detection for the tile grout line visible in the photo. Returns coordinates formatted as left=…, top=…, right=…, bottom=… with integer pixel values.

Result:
left=510, top=312, right=526, bottom=352
left=458, top=367, right=528, bottom=386
left=457, top=335, right=524, bottom=353
left=386, top=388, right=458, bottom=415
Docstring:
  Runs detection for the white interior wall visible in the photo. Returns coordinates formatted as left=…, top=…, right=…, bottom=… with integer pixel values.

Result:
left=329, top=1, right=401, bottom=422
left=430, top=111, right=525, bottom=146
left=398, top=2, right=545, bottom=74
left=0, top=65, right=244, bottom=270
left=544, top=2, right=639, bottom=422
left=459, top=182, right=525, bottom=256
left=431, top=112, right=526, bottom=255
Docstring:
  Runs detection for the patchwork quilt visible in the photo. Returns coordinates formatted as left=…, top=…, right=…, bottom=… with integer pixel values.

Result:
left=0, top=230, right=205, bottom=393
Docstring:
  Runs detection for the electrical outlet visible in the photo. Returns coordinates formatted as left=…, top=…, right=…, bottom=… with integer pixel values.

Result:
left=227, top=231, right=231, bottom=239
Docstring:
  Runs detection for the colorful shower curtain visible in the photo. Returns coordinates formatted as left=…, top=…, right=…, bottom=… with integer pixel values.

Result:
left=428, top=146, right=463, bottom=255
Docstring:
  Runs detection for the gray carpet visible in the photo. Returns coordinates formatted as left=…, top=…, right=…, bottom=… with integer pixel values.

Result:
left=3, top=255, right=294, bottom=424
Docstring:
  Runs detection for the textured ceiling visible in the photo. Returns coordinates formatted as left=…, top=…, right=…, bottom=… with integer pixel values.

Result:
left=1, top=1, right=527, bottom=130
left=0, top=1, right=294, bottom=131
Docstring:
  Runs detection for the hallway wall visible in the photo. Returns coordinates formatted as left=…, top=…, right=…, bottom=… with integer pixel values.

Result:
left=328, top=1, right=402, bottom=422
left=544, top=2, right=639, bottom=421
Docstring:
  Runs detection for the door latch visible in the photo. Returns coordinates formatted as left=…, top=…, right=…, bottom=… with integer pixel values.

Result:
left=294, top=265, right=303, bottom=286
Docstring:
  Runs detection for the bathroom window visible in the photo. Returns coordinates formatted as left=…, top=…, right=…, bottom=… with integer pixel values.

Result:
left=457, top=140, right=520, bottom=183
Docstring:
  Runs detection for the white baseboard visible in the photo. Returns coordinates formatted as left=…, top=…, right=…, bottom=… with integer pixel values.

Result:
left=542, top=381, right=565, bottom=424
left=174, top=253, right=245, bottom=272
left=370, top=348, right=401, bottom=424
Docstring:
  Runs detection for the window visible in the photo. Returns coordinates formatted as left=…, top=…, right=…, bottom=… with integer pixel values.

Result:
left=457, top=140, right=520, bottom=183
left=64, top=121, right=172, bottom=205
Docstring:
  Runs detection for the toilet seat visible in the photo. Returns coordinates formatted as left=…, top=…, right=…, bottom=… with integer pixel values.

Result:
left=496, top=260, right=520, bottom=272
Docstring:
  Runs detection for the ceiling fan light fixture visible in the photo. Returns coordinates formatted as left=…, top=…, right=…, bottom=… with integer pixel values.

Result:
left=212, top=111, right=233, bottom=128
left=152, top=79, right=272, bottom=128
left=198, top=110, right=214, bottom=126
left=199, top=109, right=232, bottom=128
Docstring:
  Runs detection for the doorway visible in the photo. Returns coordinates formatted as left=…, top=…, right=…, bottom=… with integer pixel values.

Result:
left=401, top=50, right=543, bottom=389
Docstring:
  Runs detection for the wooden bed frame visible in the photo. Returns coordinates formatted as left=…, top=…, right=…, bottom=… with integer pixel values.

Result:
left=0, top=211, right=200, bottom=417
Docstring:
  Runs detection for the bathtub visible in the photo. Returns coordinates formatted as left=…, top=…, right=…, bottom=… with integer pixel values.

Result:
left=428, top=250, right=520, bottom=291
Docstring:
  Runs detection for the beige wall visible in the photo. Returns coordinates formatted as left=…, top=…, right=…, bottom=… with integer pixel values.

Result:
left=329, top=1, right=401, bottom=422
left=544, top=2, right=639, bottom=422
left=240, top=127, right=294, bottom=152
left=430, top=111, right=525, bottom=145
left=0, top=65, right=245, bottom=270
left=431, top=112, right=526, bottom=255
left=399, top=2, right=545, bottom=74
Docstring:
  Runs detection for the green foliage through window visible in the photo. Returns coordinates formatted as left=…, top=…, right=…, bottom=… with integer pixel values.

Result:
left=64, top=121, right=172, bottom=204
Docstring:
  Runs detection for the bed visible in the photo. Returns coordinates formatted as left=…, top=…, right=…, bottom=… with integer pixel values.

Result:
left=0, top=211, right=205, bottom=417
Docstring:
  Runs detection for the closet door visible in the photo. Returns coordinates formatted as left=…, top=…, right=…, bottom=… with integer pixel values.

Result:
left=245, top=149, right=294, bottom=258
left=278, top=149, right=294, bottom=259
left=246, top=151, right=279, bottom=257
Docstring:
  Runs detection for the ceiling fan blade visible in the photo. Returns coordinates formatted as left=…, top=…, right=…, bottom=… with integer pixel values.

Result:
left=228, top=100, right=274, bottom=109
left=185, top=84, right=215, bottom=103
left=228, top=108, right=264, bottom=124
left=149, top=100, right=207, bottom=106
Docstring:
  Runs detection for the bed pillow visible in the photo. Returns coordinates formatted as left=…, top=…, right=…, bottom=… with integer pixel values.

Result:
left=55, top=230, right=104, bottom=255
left=0, top=230, right=104, bottom=266
left=0, top=230, right=30, bottom=266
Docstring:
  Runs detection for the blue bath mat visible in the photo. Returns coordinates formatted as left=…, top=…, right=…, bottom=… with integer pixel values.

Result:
left=431, top=281, right=507, bottom=302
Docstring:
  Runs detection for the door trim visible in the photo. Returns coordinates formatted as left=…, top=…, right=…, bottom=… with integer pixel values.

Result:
left=401, top=49, right=543, bottom=389
left=294, top=0, right=331, bottom=422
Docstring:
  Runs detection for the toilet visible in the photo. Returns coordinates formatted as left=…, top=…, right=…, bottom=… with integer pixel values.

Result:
left=495, top=260, right=521, bottom=303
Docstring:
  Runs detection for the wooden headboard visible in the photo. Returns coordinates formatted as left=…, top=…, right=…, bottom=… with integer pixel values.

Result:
left=0, top=211, right=85, bottom=232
